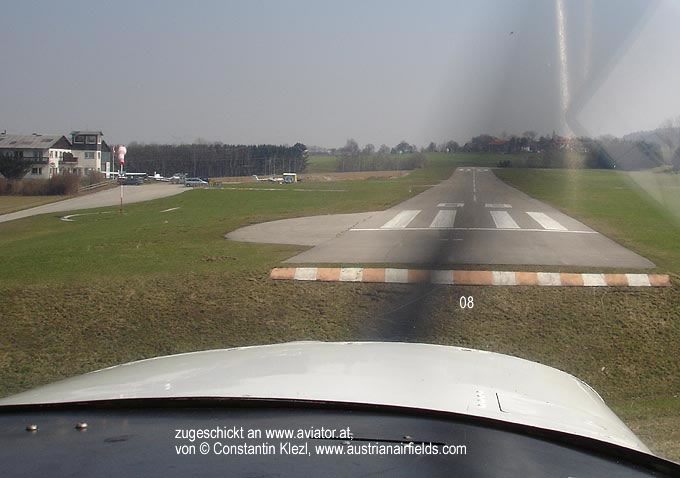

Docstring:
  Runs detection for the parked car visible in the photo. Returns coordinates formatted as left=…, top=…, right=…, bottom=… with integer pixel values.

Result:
left=184, top=177, right=208, bottom=187
left=120, top=176, right=144, bottom=185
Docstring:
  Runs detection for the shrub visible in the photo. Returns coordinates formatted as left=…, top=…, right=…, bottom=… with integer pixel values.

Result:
left=81, top=171, right=105, bottom=186
left=0, top=173, right=80, bottom=196
left=46, top=174, right=80, bottom=195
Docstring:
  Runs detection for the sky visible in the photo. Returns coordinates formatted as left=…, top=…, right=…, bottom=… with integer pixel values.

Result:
left=1, top=0, right=679, bottom=148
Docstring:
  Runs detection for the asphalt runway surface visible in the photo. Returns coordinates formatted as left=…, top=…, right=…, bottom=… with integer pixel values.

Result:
left=229, top=168, right=654, bottom=268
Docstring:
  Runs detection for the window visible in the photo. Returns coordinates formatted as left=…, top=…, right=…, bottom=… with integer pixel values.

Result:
left=97, top=152, right=100, bottom=159
left=31, top=168, right=39, bottom=174
left=86, top=135, right=97, bottom=144
left=74, top=135, right=85, bottom=143
left=85, top=151, right=95, bottom=159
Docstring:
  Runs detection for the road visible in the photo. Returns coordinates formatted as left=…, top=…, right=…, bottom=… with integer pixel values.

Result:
left=228, top=168, right=654, bottom=268
left=0, top=184, right=187, bottom=224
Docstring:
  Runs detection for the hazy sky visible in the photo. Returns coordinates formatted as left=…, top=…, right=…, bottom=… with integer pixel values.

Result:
left=1, top=0, right=679, bottom=147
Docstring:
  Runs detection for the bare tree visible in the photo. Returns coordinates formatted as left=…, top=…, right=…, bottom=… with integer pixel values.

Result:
left=342, top=138, right=360, bottom=156
left=362, top=143, right=375, bottom=155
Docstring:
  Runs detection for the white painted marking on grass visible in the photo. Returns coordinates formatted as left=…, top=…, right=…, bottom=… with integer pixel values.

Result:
left=381, top=210, right=420, bottom=229
left=537, top=272, right=562, bottom=286
left=485, top=204, right=511, bottom=208
left=431, top=270, right=454, bottom=284
left=582, top=274, right=607, bottom=286
left=527, top=212, right=567, bottom=231
left=160, top=207, right=180, bottom=213
left=492, top=271, right=516, bottom=285
left=430, top=210, right=456, bottom=228
left=437, top=203, right=464, bottom=208
left=339, top=268, right=363, bottom=282
left=625, top=274, right=651, bottom=287
left=490, top=211, right=519, bottom=229
left=293, top=268, right=318, bottom=281
left=60, top=212, right=112, bottom=222
left=385, top=268, right=409, bottom=283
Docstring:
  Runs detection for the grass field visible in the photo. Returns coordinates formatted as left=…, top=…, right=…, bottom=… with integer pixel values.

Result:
left=1, top=155, right=679, bottom=460
left=0, top=195, right=67, bottom=215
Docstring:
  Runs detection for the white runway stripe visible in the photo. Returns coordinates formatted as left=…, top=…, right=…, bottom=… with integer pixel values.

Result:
left=339, top=268, right=363, bottom=282
left=492, top=271, right=516, bottom=285
left=626, top=274, right=651, bottom=286
left=437, top=203, right=464, bottom=208
left=430, top=210, right=456, bottom=228
left=385, top=268, right=409, bottom=283
left=527, top=212, right=567, bottom=231
left=537, top=272, right=562, bottom=286
left=381, top=210, right=420, bottom=229
left=293, top=268, right=317, bottom=281
left=485, top=204, right=511, bottom=208
left=582, top=273, right=607, bottom=286
left=490, top=210, right=519, bottom=229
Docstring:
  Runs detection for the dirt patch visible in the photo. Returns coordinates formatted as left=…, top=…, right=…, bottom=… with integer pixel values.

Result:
left=300, top=171, right=411, bottom=181
left=213, top=170, right=411, bottom=183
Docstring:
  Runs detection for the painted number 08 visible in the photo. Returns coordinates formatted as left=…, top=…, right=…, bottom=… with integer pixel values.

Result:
left=459, top=296, right=474, bottom=309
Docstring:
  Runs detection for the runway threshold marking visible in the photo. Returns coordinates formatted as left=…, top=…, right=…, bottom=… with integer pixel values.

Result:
left=437, top=203, right=464, bottom=208
left=429, top=210, right=456, bottom=228
left=485, top=204, right=511, bottom=208
left=350, top=227, right=597, bottom=234
left=271, top=268, right=670, bottom=287
left=490, top=210, right=519, bottom=229
left=527, top=212, right=567, bottom=231
left=381, top=210, right=420, bottom=229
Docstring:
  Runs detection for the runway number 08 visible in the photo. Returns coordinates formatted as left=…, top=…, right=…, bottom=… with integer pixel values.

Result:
left=459, top=296, right=474, bottom=309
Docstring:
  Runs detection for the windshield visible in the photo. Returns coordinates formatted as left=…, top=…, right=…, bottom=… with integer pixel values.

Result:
left=0, top=0, right=679, bottom=472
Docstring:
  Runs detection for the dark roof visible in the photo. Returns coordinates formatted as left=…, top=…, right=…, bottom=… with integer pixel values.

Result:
left=71, top=130, right=104, bottom=136
left=0, top=134, right=69, bottom=150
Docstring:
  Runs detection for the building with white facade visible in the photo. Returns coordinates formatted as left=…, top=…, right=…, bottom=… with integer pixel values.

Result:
left=0, top=133, right=72, bottom=179
left=0, top=130, right=112, bottom=179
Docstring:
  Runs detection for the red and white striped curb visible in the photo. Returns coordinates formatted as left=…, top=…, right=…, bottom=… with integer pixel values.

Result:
left=270, top=268, right=670, bottom=287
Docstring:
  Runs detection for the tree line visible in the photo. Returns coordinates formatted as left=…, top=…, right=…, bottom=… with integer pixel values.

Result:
left=330, top=133, right=666, bottom=171
left=124, top=143, right=308, bottom=177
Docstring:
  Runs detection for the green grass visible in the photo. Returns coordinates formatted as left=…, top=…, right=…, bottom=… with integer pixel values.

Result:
left=0, top=165, right=453, bottom=286
left=0, top=195, right=68, bottom=215
left=305, top=155, right=339, bottom=172
left=494, top=168, right=680, bottom=274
